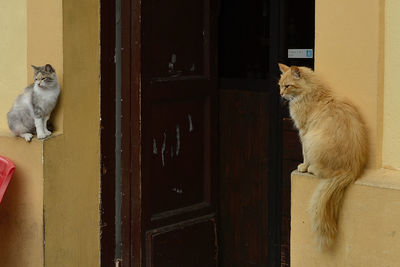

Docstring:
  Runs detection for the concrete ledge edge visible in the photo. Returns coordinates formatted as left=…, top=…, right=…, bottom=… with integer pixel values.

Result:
left=292, top=168, right=400, bottom=191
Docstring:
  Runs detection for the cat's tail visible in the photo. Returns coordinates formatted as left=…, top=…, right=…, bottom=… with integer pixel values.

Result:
left=309, top=171, right=355, bottom=250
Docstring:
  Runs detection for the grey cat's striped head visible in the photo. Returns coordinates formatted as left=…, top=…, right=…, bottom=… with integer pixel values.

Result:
left=31, top=64, right=58, bottom=89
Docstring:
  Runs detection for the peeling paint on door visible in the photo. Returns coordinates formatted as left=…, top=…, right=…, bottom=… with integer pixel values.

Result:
left=161, top=132, right=166, bottom=167
left=153, top=138, right=158, bottom=155
left=188, top=114, right=194, bottom=132
left=168, top=53, right=177, bottom=72
left=172, top=187, right=183, bottom=194
left=176, top=125, right=180, bottom=156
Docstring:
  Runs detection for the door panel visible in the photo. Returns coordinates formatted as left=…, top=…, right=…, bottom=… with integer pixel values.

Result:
left=219, top=90, right=271, bottom=267
left=146, top=216, right=217, bottom=267
left=148, top=97, right=210, bottom=219
left=143, top=0, right=210, bottom=81
left=135, top=0, right=218, bottom=265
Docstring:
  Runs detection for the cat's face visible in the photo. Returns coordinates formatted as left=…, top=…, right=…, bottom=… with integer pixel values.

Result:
left=278, top=63, right=308, bottom=101
left=31, top=64, right=58, bottom=89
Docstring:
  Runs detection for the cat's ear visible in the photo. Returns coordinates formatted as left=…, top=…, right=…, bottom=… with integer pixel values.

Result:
left=278, top=63, right=289, bottom=73
left=31, top=65, right=40, bottom=73
left=44, top=64, right=54, bottom=73
left=291, top=66, right=301, bottom=79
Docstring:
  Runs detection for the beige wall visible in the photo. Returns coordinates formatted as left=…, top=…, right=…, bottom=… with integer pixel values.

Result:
left=43, top=0, right=101, bottom=265
left=383, top=0, right=400, bottom=170
left=0, top=0, right=27, bottom=131
left=292, top=172, right=400, bottom=267
left=314, top=0, right=384, bottom=168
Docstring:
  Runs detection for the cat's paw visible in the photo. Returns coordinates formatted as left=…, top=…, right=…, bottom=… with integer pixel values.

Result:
left=307, top=165, right=317, bottom=175
left=37, top=133, right=47, bottom=140
left=44, top=130, right=52, bottom=137
left=297, top=163, right=309, bottom=172
left=20, top=133, right=33, bottom=142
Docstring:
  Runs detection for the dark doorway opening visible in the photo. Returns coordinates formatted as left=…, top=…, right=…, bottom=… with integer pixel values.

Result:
left=218, top=0, right=314, bottom=266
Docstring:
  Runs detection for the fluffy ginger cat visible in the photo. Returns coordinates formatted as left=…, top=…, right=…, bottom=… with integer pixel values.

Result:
left=7, top=64, right=60, bottom=142
left=278, top=63, right=367, bottom=250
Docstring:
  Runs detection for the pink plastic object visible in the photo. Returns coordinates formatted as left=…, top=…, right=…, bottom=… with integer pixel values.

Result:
left=0, top=156, right=15, bottom=203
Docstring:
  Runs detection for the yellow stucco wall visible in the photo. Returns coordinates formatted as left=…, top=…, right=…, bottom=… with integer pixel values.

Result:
left=0, top=0, right=27, bottom=132
left=292, top=171, right=400, bottom=267
left=382, top=0, right=400, bottom=170
left=314, top=0, right=384, bottom=168
left=43, top=0, right=101, bottom=265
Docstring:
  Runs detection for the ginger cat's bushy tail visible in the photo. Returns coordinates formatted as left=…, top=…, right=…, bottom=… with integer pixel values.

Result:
left=278, top=63, right=367, bottom=250
left=309, top=171, right=355, bottom=250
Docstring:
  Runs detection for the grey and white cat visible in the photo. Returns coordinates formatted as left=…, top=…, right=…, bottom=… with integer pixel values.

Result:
left=7, top=64, right=60, bottom=142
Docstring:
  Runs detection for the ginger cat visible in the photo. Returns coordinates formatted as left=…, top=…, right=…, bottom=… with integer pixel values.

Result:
left=278, top=64, right=367, bottom=250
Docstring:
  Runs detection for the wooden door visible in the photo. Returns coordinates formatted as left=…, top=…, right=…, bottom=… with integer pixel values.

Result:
left=219, top=90, right=272, bottom=266
left=99, top=0, right=315, bottom=266
left=129, top=0, right=219, bottom=266
left=218, top=0, right=283, bottom=266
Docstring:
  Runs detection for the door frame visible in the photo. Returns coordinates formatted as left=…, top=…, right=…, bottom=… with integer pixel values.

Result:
left=100, top=0, right=117, bottom=265
left=100, top=0, right=133, bottom=266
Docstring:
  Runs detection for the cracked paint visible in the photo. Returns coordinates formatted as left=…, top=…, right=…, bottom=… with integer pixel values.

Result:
left=153, top=138, right=158, bottom=155
left=161, top=132, right=166, bottom=167
left=176, top=125, right=180, bottom=156
left=168, top=53, right=177, bottom=72
left=172, top=188, right=183, bottom=194
left=188, top=114, right=193, bottom=132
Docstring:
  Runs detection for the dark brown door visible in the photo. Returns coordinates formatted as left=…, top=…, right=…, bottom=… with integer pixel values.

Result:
left=219, top=90, right=272, bottom=267
left=218, top=0, right=283, bottom=266
left=130, top=0, right=219, bottom=266
left=100, top=0, right=315, bottom=266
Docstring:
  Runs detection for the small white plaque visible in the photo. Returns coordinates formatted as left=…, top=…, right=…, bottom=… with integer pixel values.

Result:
left=288, top=49, right=313, bottom=59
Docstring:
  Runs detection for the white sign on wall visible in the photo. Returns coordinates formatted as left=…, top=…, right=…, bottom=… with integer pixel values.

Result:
left=288, top=49, right=313, bottom=59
